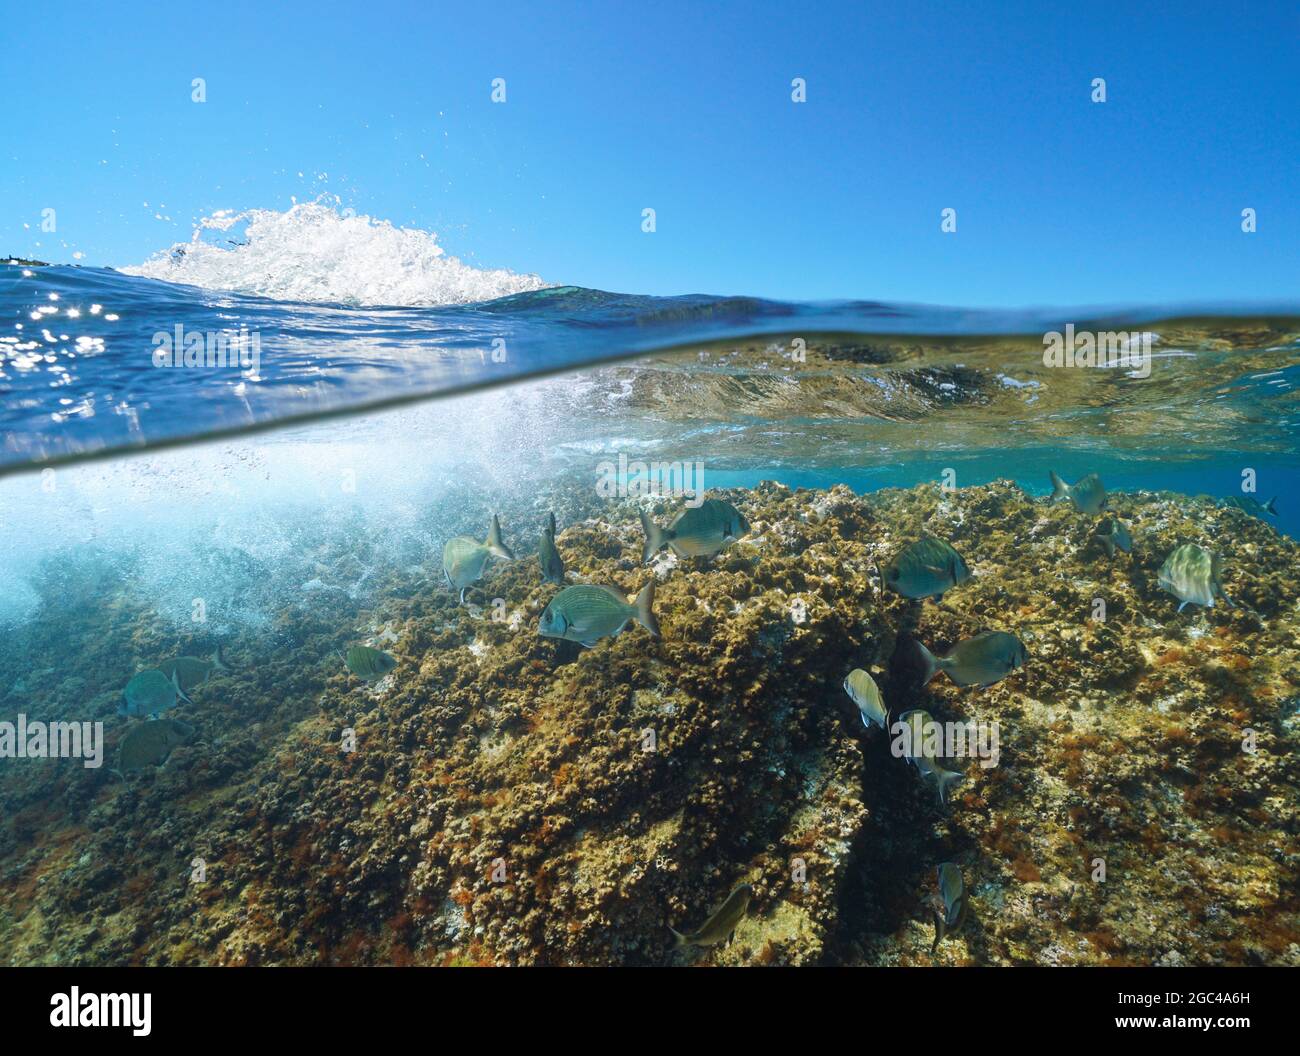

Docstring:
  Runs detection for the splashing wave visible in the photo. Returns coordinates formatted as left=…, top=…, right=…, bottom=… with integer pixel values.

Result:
left=121, top=201, right=550, bottom=307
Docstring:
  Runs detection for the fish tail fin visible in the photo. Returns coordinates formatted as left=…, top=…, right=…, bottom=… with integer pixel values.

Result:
left=635, top=579, right=661, bottom=637
left=1049, top=470, right=1070, bottom=503
left=640, top=510, right=669, bottom=564
left=172, top=671, right=194, bottom=707
left=669, top=926, right=689, bottom=950
left=546, top=511, right=556, bottom=538
left=211, top=644, right=229, bottom=672
left=486, top=515, right=514, bottom=560
left=931, top=912, right=945, bottom=953
left=1265, top=497, right=1278, bottom=515
left=936, top=768, right=964, bottom=806
left=915, top=640, right=941, bottom=685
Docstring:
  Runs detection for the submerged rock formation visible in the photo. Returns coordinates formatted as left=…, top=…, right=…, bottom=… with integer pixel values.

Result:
left=0, top=480, right=1296, bottom=965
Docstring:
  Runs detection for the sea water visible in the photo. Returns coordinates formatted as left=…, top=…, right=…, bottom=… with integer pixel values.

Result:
left=1, top=205, right=1297, bottom=965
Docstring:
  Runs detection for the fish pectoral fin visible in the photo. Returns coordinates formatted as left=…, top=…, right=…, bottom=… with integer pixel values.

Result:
left=579, top=640, right=599, bottom=649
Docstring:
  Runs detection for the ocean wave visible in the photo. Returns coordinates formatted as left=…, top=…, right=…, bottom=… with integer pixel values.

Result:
left=120, top=201, right=550, bottom=307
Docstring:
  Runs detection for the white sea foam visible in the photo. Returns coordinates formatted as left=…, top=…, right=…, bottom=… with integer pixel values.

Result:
left=121, top=201, right=549, bottom=307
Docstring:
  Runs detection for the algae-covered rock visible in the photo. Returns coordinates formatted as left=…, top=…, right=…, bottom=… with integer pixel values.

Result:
left=0, top=480, right=1296, bottom=966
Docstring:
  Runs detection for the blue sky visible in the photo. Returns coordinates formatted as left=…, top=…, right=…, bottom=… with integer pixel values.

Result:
left=3, top=0, right=1297, bottom=305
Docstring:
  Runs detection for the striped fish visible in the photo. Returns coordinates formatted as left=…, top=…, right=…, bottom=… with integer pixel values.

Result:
left=1049, top=470, right=1107, bottom=515
left=537, top=581, right=659, bottom=647
left=931, top=862, right=969, bottom=951
left=345, top=645, right=397, bottom=681
left=120, top=669, right=191, bottom=718
left=443, top=515, right=515, bottom=602
left=1158, top=544, right=1233, bottom=611
left=538, top=512, right=565, bottom=584
left=640, top=498, right=749, bottom=563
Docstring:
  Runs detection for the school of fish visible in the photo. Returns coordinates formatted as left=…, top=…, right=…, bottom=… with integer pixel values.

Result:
left=107, top=470, right=1268, bottom=959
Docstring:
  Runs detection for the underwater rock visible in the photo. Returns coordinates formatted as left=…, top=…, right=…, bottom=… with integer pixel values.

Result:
left=0, top=479, right=1296, bottom=966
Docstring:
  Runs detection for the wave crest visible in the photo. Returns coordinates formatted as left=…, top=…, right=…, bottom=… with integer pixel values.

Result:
left=121, top=201, right=549, bottom=307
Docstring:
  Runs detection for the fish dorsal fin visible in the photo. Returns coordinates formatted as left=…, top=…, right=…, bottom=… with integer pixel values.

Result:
left=596, top=584, right=632, bottom=606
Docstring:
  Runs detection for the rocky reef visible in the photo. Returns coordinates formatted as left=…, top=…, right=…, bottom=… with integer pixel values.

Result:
left=0, top=479, right=1296, bottom=965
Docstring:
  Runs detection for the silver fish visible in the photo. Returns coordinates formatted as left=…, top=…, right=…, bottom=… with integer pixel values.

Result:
left=539, top=512, right=565, bottom=584
left=670, top=883, right=753, bottom=949
left=1158, top=543, right=1233, bottom=611
left=916, top=630, right=1027, bottom=688
left=843, top=668, right=888, bottom=730
left=640, top=498, right=749, bottom=563
left=160, top=646, right=229, bottom=694
left=120, top=669, right=192, bottom=718
left=116, top=718, right=195, bottom=776
left=894, top=709, right=965, bottom=805
left=538, top=581, right=660, bottom=647
left=1094, top=518, right=1133, bottom=558
left=1221, top=496, right=1277, bottom=521
left=345, top=645, right=397, bottom=681
left=443, top=515, right=515, bottom=602
left=931, top=862, right=968, bottom=952
left=881, top=536, right=971, bottom=600
left=1049, top=470, right=1107, bottom=515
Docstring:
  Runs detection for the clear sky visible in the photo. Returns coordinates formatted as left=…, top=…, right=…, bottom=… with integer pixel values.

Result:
left=3, top=0, right=1297, bottom=306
